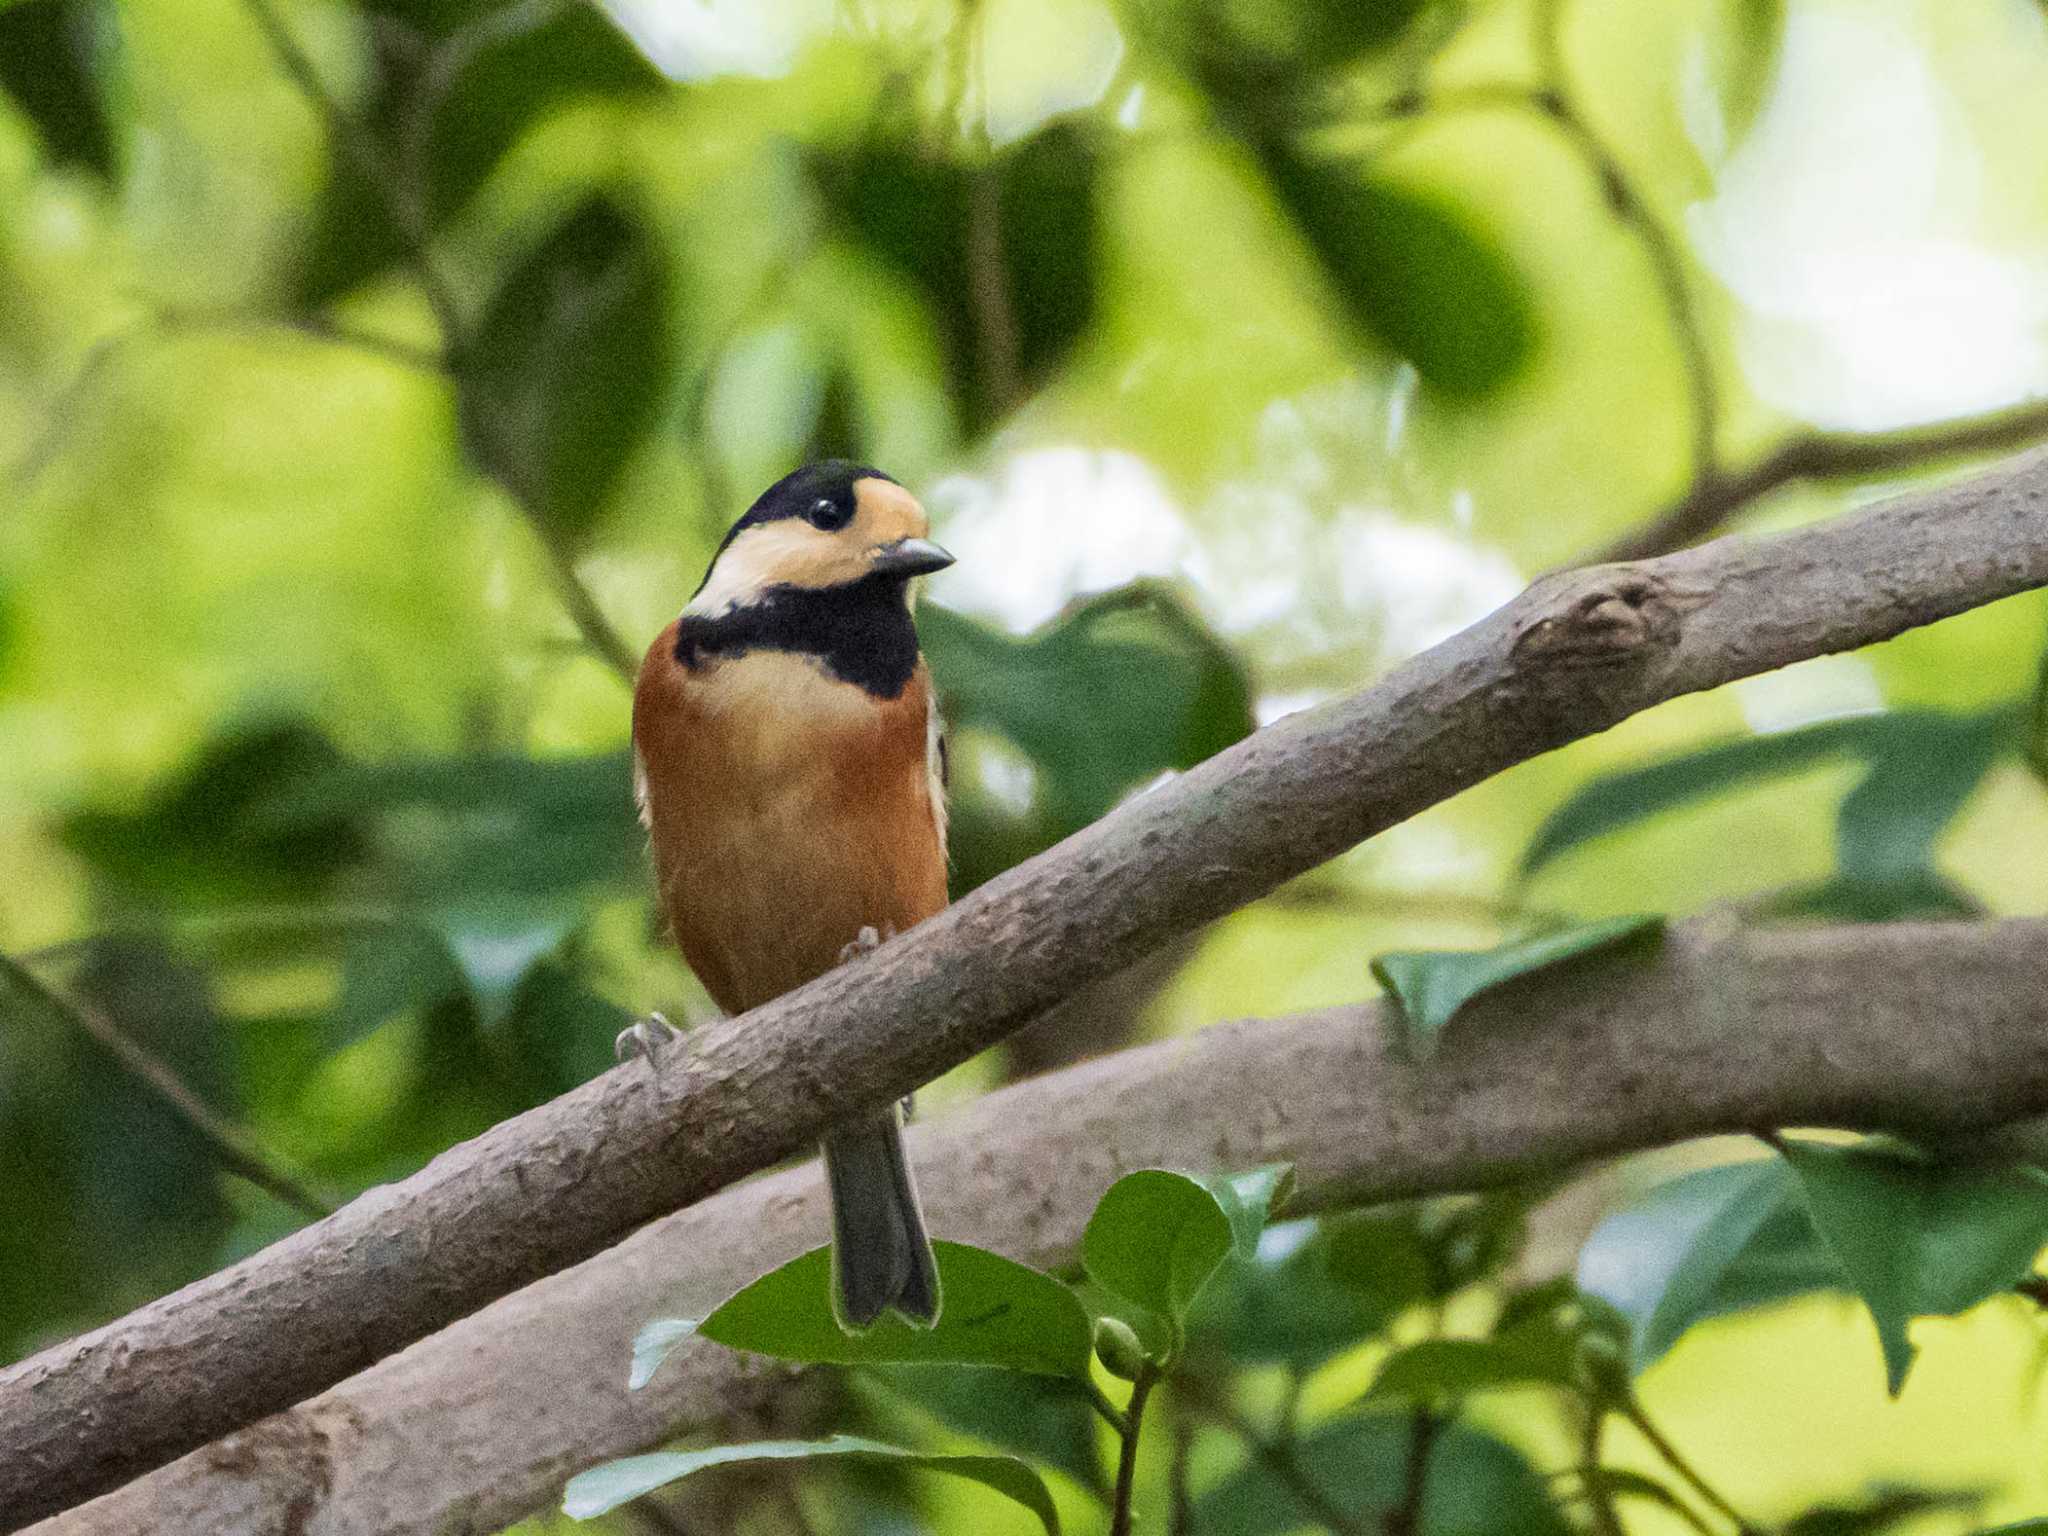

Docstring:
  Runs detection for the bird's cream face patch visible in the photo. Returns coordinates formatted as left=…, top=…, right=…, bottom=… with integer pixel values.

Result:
left=686, top=477, right=932, bottom=617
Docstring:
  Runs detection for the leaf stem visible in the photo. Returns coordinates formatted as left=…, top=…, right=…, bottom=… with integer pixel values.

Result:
left=1621, top=1400, right=1761, bottom=1536
left=1108, top=1363, right=1158, bottom=1536
left=1, top=951, right=335, bottom=1219
left=1382, top=1405, right=1444, bottom=1536
left=1087, top=1378, right=1132, bottom=1438
left=1183, top=1385, right=1374, bottom=1536
left=1576, top=1405, right=1624, bottom=1536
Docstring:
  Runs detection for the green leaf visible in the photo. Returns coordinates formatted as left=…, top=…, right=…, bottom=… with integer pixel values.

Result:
left=1707, top=0, right=1786, bottom=153
left=1261, top=151, right=1535, bottom=397
left=693, top=1242, right=1093, bottom=1379
left=1519, top=711, right=2007, bottom=905
left=627, top=1317, right=697, bottom=1391
left=1779, top=1138, right=2048, bottom=1394
left=1193, top=1412, right=1570, bottom=1536
left=923, top=586, right=1254, bottom=892
left=328, top=923, right=462, bottom=1050
left=1205, top=1163, right=1296, bottom=1257
left=295, top=0, right=661, bottom=304
left=1365, top=1335, right=1577, bottom=1401
left=1782, top=1486, right=1988, bottom=1536
left=1083, top=1169, right=1237, bottom=1358
left=1187, top=1215, right=1423, bottom=1371
left=563, top=1435, right=1060, bottom=1531
left=0, top=0, right=116, bottom=179
left=1969, top=1524, right=2048, bottom=1535
left=62, top=719, right=368, bottom=907
left=458, top=191, right=672, bottom=547
left=1371, top=915, right=1665, bottom=1058
left=1576, top=1158, right=1842, bottom=1370
left=423, top=902, right=572, bottom=1029
left=866, top=1365, right=1107, bottom=1495
left=811, top=122, right=1101, bottom=435
left=1294, top=0, right=1431, bottom=66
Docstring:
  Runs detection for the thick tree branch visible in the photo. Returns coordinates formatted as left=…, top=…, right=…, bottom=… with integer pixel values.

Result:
left=6, top=448, right=2048, bottom=1526
left=31, top=916, right=2048, bottom=1536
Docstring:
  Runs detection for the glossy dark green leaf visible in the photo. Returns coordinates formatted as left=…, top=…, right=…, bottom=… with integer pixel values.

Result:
left=1082, top=1169, right=1237, bottom=1357
left=295, top=0, right=661, bottom=304
left=867, top=1365, right=1107, bottom=1495
left=1261, top=150, right=1534, bottom=397
left=1371, top=915, right=1665, bottom=1058
left=811, top=122, right=1100, bottom=434
left=1779, top=1138, right=2048, bottom=1394
left=0, top=0, right=115, bottom=178
left=562, top=1435, right=1059, bottom=1531
left=1576, top=1157, right=1841, bottom=1370
left=458, top=192, right=672, bottom=546
left=1193, top=1412, right=1570, bottom=1536
left=683, top=1242, right=1093, bottom=1379
left=922, top=586, right=1253, bottom=892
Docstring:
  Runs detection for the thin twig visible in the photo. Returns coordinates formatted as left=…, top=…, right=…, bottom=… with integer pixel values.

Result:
left=236, top=0, right=464, bottom=337
left=1622, top=1401, right=1762, bottom=1536
left=1109, top=1364, right=1158, bottom=1536
left=1382, top=1406, right=1443, bottom=1536
left=1, top=953, right=335, bottom=1220
left=1597, top=397, right=2048, bottom=562
left=239, top=0, right=643, bottom=683
left=1169, top=1417, right=1196, bottom=1536
left=1087, top=1378, right=1133, bottom=1438
left=1575, top=1406, right=1625, bottom=1536
left=1185, top=1387, right=1373, bottom=1536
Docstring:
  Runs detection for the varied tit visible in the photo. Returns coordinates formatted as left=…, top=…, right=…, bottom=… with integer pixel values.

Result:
left=631, top=460, right=954, bottom=1331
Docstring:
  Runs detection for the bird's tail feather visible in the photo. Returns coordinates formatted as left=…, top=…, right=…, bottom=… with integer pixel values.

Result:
left=824, top=1107, right=940, bottom=1331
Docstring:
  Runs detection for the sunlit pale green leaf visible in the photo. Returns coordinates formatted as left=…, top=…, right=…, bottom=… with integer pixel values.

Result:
left=458, top=192, right=672, bottom=546
left=562, top=1435, right=1059, bottom=1531
left=627, top=1316, right=696, bottom=1391
left=1779, top=1138, right=2048, bottom=1395
left=1082, top=1169, right=1237, bottom=1358
left=695, top=1242, right=1092, bottom=1379
left=0, top=0, right=114, bottom=179
left=1371, top=916, right=1665, bottom=1058
left=1193, top=1413, right=1569, bottom=1535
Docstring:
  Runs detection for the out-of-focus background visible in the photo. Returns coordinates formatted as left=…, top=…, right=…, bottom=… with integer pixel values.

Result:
left=5, top=0, right=2048, bottom=1530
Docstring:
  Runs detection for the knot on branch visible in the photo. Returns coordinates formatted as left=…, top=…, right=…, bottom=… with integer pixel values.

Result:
left=1509, top=566, right=1696, bottom=669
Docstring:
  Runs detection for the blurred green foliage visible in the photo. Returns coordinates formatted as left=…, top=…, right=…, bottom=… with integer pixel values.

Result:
left=4, top=0, right=2048, bottom=1529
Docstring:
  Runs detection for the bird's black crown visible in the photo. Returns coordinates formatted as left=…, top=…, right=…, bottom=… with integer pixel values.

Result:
left=708, top=460, right=898, bottom=564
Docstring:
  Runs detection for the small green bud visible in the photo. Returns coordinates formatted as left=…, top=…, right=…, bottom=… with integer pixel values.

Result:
left=1573, top=1332, right=1633, bottom=1403
left=1093, top=1316, right=1148, bottom=1382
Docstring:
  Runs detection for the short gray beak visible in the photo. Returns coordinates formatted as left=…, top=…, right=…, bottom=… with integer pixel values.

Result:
left=870, top=537, right=956, bottom=578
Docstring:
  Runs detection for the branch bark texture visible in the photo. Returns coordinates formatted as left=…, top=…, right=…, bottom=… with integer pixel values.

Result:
left=6, top=448, right=2048, bottom=1525
left=31, top=916, right=2048, bottom=1536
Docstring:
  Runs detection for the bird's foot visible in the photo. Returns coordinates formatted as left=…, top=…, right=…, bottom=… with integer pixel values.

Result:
left=615, top=1011, right=685, bottom=1069
left=837, top=923, right=897, bottom=966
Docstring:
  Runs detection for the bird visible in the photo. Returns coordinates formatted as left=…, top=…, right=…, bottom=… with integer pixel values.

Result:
left=630, top=460, right=954, bottom=1331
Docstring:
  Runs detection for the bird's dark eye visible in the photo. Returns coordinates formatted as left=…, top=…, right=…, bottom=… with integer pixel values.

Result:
left=806, top=496, right=853, bottom=532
